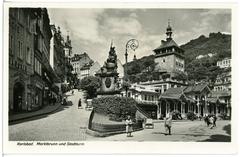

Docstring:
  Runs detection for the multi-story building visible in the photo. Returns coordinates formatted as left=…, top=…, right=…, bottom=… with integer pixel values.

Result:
left=153, top=22, right=185, bottom=74
left=209, top=59, right=231, bottom=117
left=50, top=25, right=65, bottom=82
left=140, top=78, right=186, bottom=94
left=71, top=53, right=93, bottom=79
left=9, top=8, right=56, bottom=113
left=214, top=69, right=231, bottom=92
left=80, top=63, right=91, bottom=79
left=9, top=8, right=35, bottom=112
left=217, top=57, right=231, bottom=69
left=80, top=61, right=101, bottom=80
left=121, top=84, right=159, bottom=119
left=137, top=22, right=187, bottom=94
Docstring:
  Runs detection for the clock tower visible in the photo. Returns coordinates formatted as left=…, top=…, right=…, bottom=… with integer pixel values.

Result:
left=153, top=21, right=185, bottom=74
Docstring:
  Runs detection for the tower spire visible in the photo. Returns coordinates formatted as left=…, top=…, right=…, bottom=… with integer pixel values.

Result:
left=110, top=39, right=113, bottom=48
left=166, top=19, right=173, bottom=41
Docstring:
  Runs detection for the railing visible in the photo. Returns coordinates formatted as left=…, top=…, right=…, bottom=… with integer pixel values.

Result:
left=136, top=100, right=158, bottom=105
left=135, top=105, right=151, bottom=119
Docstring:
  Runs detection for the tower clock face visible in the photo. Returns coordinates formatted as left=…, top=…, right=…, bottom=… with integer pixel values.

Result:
left=105, top=77, right=112, bottom=88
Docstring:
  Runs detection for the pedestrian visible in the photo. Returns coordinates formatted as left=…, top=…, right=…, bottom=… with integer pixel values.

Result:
left=164, top=113, right=172, bottom=135
left=53, top=97, right=56, bottom=105
left=78, top=98, right=82, bottom=109
left=209, top=116, right=215, bottom=129
left=213, top=115, right=217, bottom=127
left=204, top=115, right=210, bottom=126
left=125, top=115, right=133, bottom=137
left=62, top=97, right=67, bottom=106
left=72, top=90, right=74, bottom=95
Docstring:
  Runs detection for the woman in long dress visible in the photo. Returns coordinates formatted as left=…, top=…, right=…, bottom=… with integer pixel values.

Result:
left=126, top=115, right=133, bottom=137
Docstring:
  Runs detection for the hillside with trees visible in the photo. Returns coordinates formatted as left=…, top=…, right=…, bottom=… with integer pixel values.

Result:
left=125, top=32, right=231, bottom=86
left=181, top=32, right=231, bottom=85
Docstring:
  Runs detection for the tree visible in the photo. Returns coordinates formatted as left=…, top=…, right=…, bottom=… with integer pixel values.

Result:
left=79, top=76, right=101, bottom=99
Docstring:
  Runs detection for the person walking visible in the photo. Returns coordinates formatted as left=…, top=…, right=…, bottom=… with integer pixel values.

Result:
left=213, top=115, right=217, bottom=127
left=164, top=113, right=172, bottom=135
left=125, top=115, right=133, bottom=137
left=78, top=98, right=82, bottom=109
left=209, top=116, right=215, bottom=129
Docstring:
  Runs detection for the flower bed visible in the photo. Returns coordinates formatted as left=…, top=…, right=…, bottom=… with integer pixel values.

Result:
left=92, top=96, right=137, bottom=121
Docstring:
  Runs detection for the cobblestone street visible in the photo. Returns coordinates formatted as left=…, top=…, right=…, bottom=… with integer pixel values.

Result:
left=9, top=90, right=91, bottom=141
left=88, top=120, right=231, bottom=142
left=9, top=89, right=231, bottom=142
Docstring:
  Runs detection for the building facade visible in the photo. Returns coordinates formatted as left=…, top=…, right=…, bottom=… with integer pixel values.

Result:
left=121, top=84, right=159, bottom=119
left=71, top=53, right=93, bottom=79
left=9, top=8, right=55, bottom=113
left=159, top=84, right=211, bottom=119
left=209, top=58, right=231, bottom=118
left=136, top=22, right=187, bottom=95
left=49, top=25, right=65, bottom=82
left=153, top=23, right=185, bottom=74
left=217, top=58, right=231, bottom=69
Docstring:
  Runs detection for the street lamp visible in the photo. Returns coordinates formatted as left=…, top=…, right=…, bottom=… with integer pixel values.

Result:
left=124, top=39, right=139, bottom=97
left=125, top=39, right=139, bottom=65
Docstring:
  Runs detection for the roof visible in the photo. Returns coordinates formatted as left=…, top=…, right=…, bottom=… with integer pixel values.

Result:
left=154, top=39, right=181, bottom=51
left=211, top=91, right=231, bottom=97
left=129, top=85, right=159, bottom=94
left=80, top=64, right=91, bottom=70
left=184, top=83, right=210, bottom=94
left=160, top=87, right=186, bottom=100
left=160, top=84, right=211, bottom=101
left=207, top=97, right=219, bottom=103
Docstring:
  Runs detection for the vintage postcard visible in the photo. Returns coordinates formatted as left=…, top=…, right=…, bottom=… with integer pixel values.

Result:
left=2, top=2, right=238, bottom=154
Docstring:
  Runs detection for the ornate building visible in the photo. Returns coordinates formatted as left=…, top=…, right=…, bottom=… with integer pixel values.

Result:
left=9, top=8, right=56, bottom=113
left=50, top=25, right=65, bottom=82
left=71, top=53, right=93, bottom=79
left=153, top=22, right=185, bottom=74
left=139, top=22, right=187, bottom=94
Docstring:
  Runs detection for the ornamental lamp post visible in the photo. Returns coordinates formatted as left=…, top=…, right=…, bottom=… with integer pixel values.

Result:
left=124, top=39, right=139, bottom=78
left=124, top=39, right=139, bottom=97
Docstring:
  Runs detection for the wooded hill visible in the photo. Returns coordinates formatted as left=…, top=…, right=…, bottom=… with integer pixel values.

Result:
left=125, top=32, right=231, bottom=84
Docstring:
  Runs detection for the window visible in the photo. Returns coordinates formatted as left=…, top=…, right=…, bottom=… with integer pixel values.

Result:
left=144, top=95, right=147, bottom=101
left=18, top=41, right=20, bottom=58
left=34, top=57, right=42, bottom=75
left=20, top=42, right=23, bottom=59
left=163, top=85, right=167, bottom=92
left=26, top=47, right=31, bottom=64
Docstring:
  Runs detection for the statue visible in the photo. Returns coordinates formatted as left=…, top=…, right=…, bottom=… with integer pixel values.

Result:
left=95, top=42, right=121, bottom=97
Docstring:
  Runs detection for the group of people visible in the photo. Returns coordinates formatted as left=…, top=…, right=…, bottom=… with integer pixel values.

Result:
left=125, top=113, right=173, bottom=137
left=125, top=112, right=218, bottom=137
left=204, top=114, right=217, bottom=129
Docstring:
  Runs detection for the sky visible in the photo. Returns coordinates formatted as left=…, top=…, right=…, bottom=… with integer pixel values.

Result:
left=48, top=8, right=231, bottom=66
